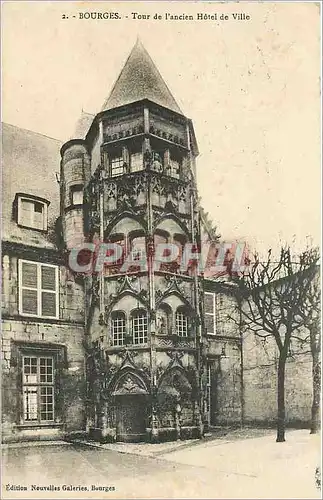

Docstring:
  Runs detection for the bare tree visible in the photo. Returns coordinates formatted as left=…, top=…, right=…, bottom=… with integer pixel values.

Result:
left=234, top=246, right=320, bottom=442
left=296, top=248, right=321, bottom=434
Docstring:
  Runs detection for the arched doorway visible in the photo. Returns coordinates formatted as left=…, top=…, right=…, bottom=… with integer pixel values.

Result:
left=112, top=372, right=148, bottom=442
left=157, top=368, right=195, bottom=428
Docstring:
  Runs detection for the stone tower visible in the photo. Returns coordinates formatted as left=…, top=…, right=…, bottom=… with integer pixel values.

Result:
left=61, top=40, right=205, bottom=442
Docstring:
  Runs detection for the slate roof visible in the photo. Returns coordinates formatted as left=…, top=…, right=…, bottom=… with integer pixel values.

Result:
left=73, top=111, right=95, bottom=139
left=1, top=122, right=62, bottom=249
left=101, top=39, right=182, bottom=114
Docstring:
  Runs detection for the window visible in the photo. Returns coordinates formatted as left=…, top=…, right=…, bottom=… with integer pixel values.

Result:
left=132, top=310, right=148, bottom=344
left=110, top=154, right=124, bottom=177
left=169, top=157, right=180, bottom=179
left=176, top=307, right=189, bottom=337
left=205, top=292, right=216, bottom=335
left=17, top=196, right=48, bottom=231
left=130, top=235, right=146, bottom=262
left=19, top=260, right=59, bottom=319
left=130, top=152, right=143, bottom=172
left=112, top=312, right=126, bottom=346
left=70, top=185, right=83, bottom=205
left=23, top=356, right=55, bottom=423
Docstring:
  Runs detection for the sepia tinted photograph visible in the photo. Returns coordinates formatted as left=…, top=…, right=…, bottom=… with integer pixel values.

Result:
left=1, top=1, right=321, bottom=499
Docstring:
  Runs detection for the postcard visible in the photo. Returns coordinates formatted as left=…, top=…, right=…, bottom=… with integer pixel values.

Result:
left=1, top=1, right=321, bottom=499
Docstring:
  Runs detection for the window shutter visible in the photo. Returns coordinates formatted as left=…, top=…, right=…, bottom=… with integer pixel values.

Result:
left=21, top=262, right=38, bottom=315
left=41, top=266, right=56, bottom=291
left=19, top=261, right=58, bottom=318
left=205, top=293, right=216, bottom=334
left=205, top=315, right=215, bottom=334
left=41, top=292, right=57, bottom=317
left=20, top=200, right=33, bottom=226
left=204, top=293, right=214, bottom=314
left=22, top=289, right=38, bottom=315
left=22, top=262, right=37, bottom=288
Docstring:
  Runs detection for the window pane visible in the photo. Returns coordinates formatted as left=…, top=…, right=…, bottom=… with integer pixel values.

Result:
left=24, top=387, right=38, bottom=421
left=40, top=358, right=53, bottom=383
left=111, top=156, right=124, bottom=176
left=41, top=292, right=57, bottom=317
left=22, top=289, right=38, bottom=315
left=132, top=312, right=148, bottom=344
left=21, top=262, right=37, bottom=288
left=112, top=315, right=126, bottom=346
left=40, top=386, right=54, bottom=421
left=23, top=357, right=38, bottom=383
left=176, top=311, right=188, bottom=337
left=41, top=266, right=56, bottom=291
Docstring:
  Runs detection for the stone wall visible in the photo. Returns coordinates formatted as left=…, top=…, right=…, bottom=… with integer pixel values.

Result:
left=1, top=254, right=86, bottom=442
left=243, top=332, right=313, bottom=426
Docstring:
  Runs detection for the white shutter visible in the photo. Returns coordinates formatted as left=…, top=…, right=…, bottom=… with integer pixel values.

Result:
left=41, top=264, right=57, bottom=317
left=21, top=261, right=38, bottom=315
left=204, top=292, right=216, bottom=334
left=19, top=260, right=58, bottom=318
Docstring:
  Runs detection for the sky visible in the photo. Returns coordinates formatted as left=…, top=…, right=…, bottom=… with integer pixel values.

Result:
left=2, top=1, right=321, bottom=255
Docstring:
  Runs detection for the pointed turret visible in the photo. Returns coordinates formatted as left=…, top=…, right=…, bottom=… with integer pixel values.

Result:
left=102, top=39, right=182, bottom=114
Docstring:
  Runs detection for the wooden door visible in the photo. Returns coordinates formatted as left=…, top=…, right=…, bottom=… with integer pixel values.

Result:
left=116, top=395, right=147, bottom=442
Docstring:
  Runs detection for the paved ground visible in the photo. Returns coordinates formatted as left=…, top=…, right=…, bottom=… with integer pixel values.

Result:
left=1, top=429, right=321, bottom=499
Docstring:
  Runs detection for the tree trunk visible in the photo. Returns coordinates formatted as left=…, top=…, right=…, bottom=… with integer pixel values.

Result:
left=310, top=328, right=321, bottom=434
left=276, top=350, right=287, bottom=442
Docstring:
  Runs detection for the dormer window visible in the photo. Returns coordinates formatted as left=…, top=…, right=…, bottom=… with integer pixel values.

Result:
left=16, top=194, right=49, bottom=231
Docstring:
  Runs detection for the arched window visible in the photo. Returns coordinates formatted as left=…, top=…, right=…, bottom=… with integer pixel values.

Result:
left=154, top=230, right=172, bottom=272
left=173, top=233, right=187, bottom=269
left=131, top=309, right=148, bottom=345
left=104, top=233, right=126, bottom=270
left=111, top=311, right=126, bottom=346
left=176, top=306, right=190, bottom=337
left=156, top=303, right=172, bottom=335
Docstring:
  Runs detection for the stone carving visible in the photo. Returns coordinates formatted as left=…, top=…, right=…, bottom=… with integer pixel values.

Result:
left=113, top=372, right=148, bottom=395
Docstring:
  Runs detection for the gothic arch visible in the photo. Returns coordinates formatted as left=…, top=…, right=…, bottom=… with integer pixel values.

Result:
left=154, top=213, right=190, bottom=238
left=106, top=290, right=149, bottom=317
left=158, top=366, right=192, bottom=399
left=105, top=213, right=147, bottom=239
left=110, top=369, right=149, bottom=396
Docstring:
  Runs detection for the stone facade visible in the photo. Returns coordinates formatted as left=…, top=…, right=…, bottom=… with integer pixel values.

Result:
left=1, top=40, right=313, bottom=443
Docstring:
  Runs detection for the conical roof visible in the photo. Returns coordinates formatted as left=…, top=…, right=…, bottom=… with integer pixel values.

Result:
left=101, top=39, right=182, bottom=114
